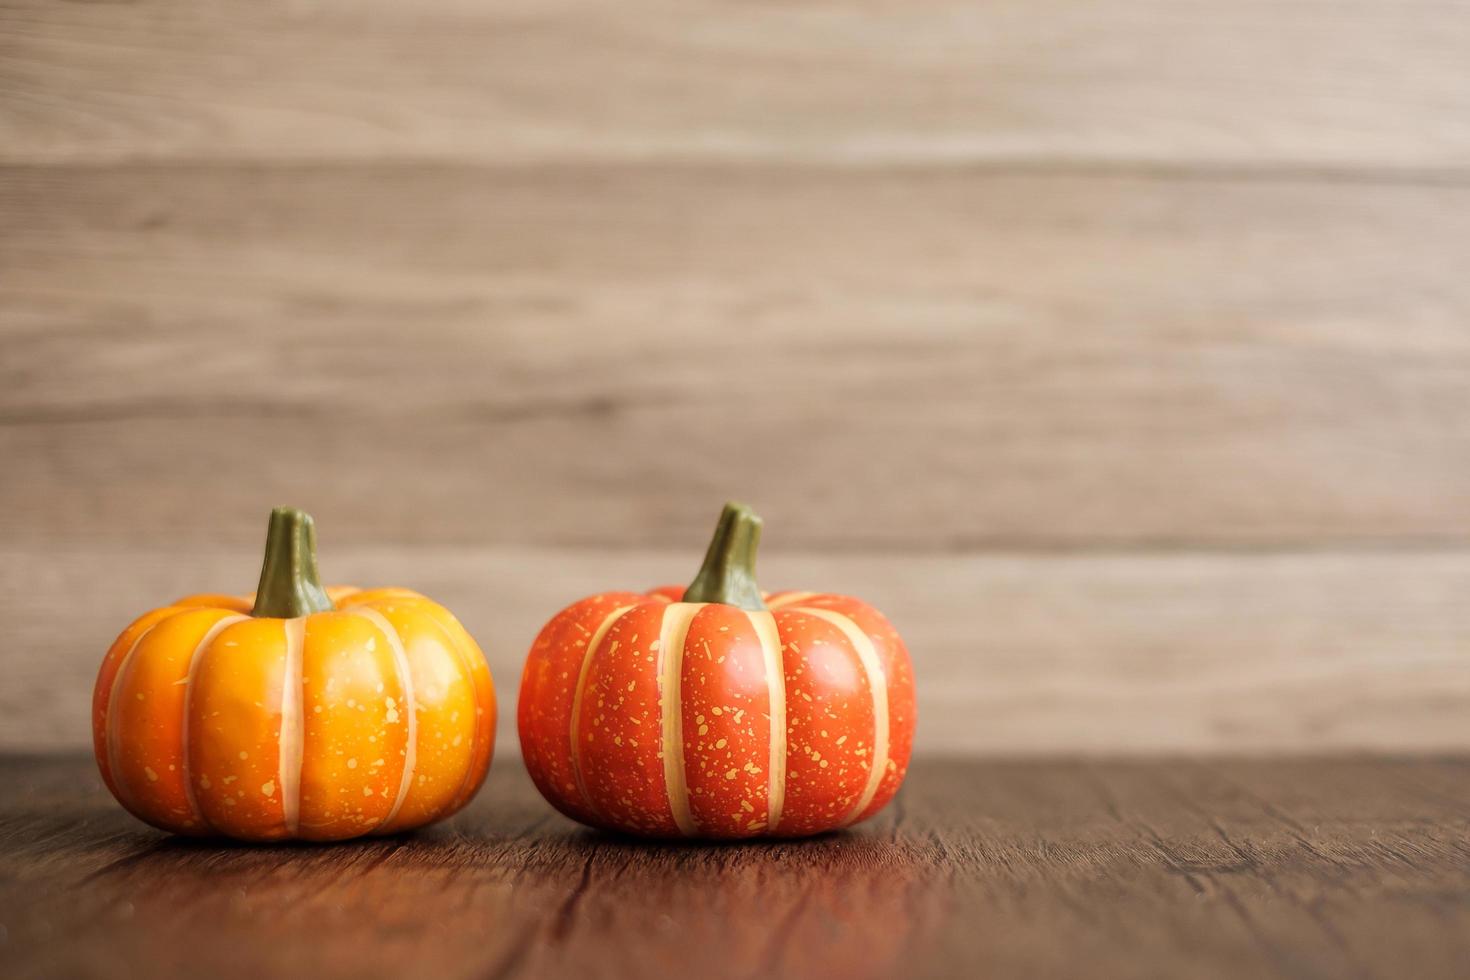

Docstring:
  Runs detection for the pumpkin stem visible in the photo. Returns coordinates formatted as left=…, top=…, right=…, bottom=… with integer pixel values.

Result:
left=251, top=507, right=335, bottom=618
left=682, top=502, right=767, bottom=611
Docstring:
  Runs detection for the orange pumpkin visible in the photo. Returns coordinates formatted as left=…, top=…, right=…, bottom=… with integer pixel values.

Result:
left=92, top=508, right=496, bottom=841
left=518, top=502, right=916, bottom=839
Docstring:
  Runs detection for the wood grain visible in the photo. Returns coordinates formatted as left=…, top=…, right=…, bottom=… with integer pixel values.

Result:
left=5, top=544, right=1468, bottom=753
left=4, top=1, right=1470, bottom=170
left=5, top=165, right=1470, bottom=552
left=1, top=754, right=1467, bottom=980
left=6, top=0, right=1470, bottom=759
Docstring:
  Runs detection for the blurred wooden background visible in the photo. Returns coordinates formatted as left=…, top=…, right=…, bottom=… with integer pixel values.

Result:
left=3, top=0, right=1468, bottom=754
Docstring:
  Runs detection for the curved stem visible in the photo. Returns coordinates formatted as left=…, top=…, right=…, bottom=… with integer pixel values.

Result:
left=682, top=502, right=767, bottom=611
left=251, top=507, right=335, bottom=618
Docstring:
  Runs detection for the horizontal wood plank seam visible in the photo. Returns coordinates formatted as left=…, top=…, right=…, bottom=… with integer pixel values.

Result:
left=3, top=160, right=1470, bottom=189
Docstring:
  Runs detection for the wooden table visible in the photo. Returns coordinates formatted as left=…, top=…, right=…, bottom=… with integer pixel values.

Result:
left=3, top=755, right=1466, bottom=980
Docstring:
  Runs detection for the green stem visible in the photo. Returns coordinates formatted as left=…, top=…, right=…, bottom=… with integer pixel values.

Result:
left=251, top=507, right=335, bottom=618
left=682, top=502, right=767, bottom=611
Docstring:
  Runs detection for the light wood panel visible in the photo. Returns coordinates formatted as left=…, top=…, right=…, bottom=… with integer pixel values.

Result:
left=4, top=1, right=1470, bottom=169
left=5, top=165, right=1470, bottom=552
left=5, top=1, right=1469, bottom=757
left=5, top=543, right=1468, bottom=752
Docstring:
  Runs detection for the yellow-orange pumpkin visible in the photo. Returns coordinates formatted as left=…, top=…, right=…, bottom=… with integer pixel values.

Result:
left=92, top=508, right=496, bottom=841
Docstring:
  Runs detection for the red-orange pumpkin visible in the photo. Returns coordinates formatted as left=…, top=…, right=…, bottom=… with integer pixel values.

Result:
left=518, top=503, right=916, bottom=838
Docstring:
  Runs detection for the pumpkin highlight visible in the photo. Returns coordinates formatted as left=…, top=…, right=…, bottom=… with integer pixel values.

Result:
left=92, top=508, right=496, bottom=841
left=518, top=502, right=916, bottom=839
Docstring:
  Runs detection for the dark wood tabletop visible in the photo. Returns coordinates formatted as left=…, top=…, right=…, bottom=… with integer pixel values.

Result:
left=1, top=754, right=1466, bottom=980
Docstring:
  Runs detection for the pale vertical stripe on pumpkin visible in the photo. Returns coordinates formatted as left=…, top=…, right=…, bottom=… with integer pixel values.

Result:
left=791, top=607, right=890, bottom=825
left=353, top=607, right=418, bottom=829
left=569, top=604, right=633, bottom=822
left=104, top=620, right=168, bottom=815
left=747, top=609, right=787, bottom=833
left=180, top=614, right=248, bottom=829
left=417, top=602, right=490, bottom=815
left=657, top=603, right=701, bottom=837
left=279, top=617, right=306, bottom=835
left=766, top=591, right=817, bottom=610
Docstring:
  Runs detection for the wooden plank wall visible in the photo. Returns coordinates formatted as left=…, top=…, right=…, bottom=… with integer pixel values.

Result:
left=3, top=0, right=1469, bottom=752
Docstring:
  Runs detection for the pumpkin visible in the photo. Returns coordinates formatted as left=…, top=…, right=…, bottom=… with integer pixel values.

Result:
left=92, top=508, right=496, bottom=841
left=518, top=502, right=916, bottom=838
